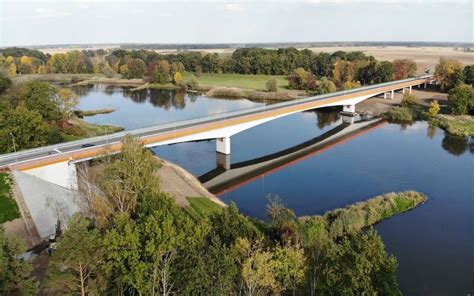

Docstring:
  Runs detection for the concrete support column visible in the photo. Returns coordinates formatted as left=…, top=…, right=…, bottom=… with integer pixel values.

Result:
left=216, top=153, right=231, bottom=170
left=402, top=87, right=405, bottom=94
left=390, top=90, right=394, bottom=100
left=424, top=83, right=427, bottom=89
left=409, top=85, right=412, bottom=94
left=342, top=105, right=355, bottom=113
left=341, top=115, right=355, bottom=124
left=216, top=137, right=231, bottom=155
left=383, top=92, right=387, bottom=99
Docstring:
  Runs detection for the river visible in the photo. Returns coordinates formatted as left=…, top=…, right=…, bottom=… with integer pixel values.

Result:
left=77, top=85, right=474, bottom=295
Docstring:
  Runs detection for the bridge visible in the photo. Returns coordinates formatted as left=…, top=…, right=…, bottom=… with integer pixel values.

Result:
left=0, top=75, right=432, bottom=189
left=199, top=117, right=386, bottom=195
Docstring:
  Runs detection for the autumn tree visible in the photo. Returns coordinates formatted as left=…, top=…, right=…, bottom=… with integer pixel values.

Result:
left=393, top=59, right=417, bottom=80
left=332, top=60, right=356, bottom=87
left=57, top=88, right=79, bottom=119
left=155, top=60, right=171, bottom=84
left=47, top=215, right=104, bottom=296
left=317, top=77, right=337, bottom=94
left=273, top=244, right=307, bottom=296
left=173, top=71, right=183, bottom=86
left=434, top=58, right=464, bottom=91
left=428, top=100, right=441, bottom=117
left=125, top=58, right=146, bottom=79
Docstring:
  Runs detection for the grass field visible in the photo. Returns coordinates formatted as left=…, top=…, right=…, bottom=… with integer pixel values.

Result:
left=184, top=73, right=289, bottom=90
left=0, top=173, right=20, bottom=224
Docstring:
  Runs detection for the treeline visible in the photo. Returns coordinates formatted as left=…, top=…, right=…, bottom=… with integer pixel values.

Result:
left=1, top=47, right=419, bottom=91
left=1, top=137, right=428, bottom=295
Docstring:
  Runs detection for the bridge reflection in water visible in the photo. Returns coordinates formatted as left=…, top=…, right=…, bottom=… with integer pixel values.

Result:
left=199, top=116, right=386, bottom=195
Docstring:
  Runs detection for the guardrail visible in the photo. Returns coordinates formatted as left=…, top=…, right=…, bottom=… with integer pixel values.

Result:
left=0, top=75, right=432, bottom=163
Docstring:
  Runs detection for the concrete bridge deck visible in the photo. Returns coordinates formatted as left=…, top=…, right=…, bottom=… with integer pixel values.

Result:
left=0, top=75, right=431, bottom=175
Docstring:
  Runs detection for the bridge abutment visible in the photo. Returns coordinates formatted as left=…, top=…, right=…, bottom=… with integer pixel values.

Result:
left=216, top=137, right=231, bottom=155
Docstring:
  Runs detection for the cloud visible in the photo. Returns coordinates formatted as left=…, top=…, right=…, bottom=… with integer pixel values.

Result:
left=130, top=8, right=145, bottom=15
left=35, top=8, right=71, bottom=18
left=223, top=3, right=243, bottom=12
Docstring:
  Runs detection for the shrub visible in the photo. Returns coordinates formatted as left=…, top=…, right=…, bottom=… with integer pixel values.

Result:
left=447, top=84, right=474, bottom=115
left=381, top=107, right=414, bottom=122
left=401, top=93, right=419, bottom=107
left=266, top=78, right=278, bottom=92
left=428, top=100, right=440, bottom=117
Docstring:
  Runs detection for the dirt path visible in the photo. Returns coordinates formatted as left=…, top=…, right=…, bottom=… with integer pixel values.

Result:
left=155, top=157, right=226, bottom=207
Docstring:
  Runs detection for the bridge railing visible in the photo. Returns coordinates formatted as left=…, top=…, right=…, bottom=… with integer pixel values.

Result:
left=0, top=75, right=432, bottom=163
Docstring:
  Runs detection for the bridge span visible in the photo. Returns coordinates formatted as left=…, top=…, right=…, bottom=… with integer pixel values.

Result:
left=199, top=117, right=386, bottom=195
left=0, top=75, right=431, bottom=189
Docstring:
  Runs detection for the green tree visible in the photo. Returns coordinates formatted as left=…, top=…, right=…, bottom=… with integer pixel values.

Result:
left=47, top=215, right=104, bottom=295
left=266, top=78, right=278, bottom=92
left=273, top=244, right=307, bottom=296
left=317, top=78, right=337, bottom=94
left=155, top=60, right=171, bottom=84
left=24, top=81, right=62, bottom=121
left=317, top=229, right=401, bottom=296
left=0, top=105, right=60, bottom=153
left=463, top=65, right=474, bottom=85
left=0, top=73, right=12, bottom=95
left=447, top=84, right=474, bottom=115
left=435, top=58, right=464, bottom=91
left=376, top=61, right=394, bottom=83
left=0, top=226, right=39, bottom=295
left=242, top=248, right=278, bottom=296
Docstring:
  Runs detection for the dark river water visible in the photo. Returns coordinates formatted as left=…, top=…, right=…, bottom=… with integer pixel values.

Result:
left=77, top=85, right=474, bottom=295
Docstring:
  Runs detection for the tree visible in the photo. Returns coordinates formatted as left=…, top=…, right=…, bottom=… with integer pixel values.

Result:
left=173, top=71, right=183, bottom=85
left=24, top=81, right=62, bottom=121
left=447, top=84, right=474, bottom=115
left=332, top=60, right=356, bottom=87
left=463, top=65, right=474, bottom=85
left=428, top=100, right=440, bottom=117
left=0, top=227, right=39, bottom=295
left=273, top=244, right=307, bottom=296
left=288, top=68, right=310, bottom=89
left=434, top=58, right=464, bottom=91
left=47, top=215, right=104, bottom=296
left=0, top=73, right=12, bottom=95
left=125, top=58, right=146, bottom=79
left=155, top=60, right=171, bottom=84
left=57, top=88, right=79, bottom=119
left=317, top=78, right=337, bottom=94
left=376, top=61, right=394, bottom=83
left=266, top=78, right=278, bottom=92
left=242, top=248, right=278, bottom=296
left=393, top=59, right=417, bottom=80
left=0, top=105, right=60, bottom=153
left=317, top=230, right=401, bottom=296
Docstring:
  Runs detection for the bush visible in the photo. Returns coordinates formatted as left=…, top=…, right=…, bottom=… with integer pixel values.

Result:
left=0, top=73, right=12, bottom=95
left=428, top=100, right=440, bottom=117
left=266, top=78, right=278, bottom=92
left=381, top=107, right=414, bottom=122
left=186, top=76, right=199, bottom=89
left=401, top=93, right=419, bottom=107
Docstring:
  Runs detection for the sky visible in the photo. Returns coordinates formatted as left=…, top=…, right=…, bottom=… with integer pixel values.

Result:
left=0, top=0, right=472, bottom=46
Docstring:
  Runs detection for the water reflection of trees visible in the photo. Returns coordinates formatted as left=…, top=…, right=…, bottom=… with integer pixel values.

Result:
left=72, top=85, right=94, bottom=97
left=313, top=107, right=341, bottom=129
left=441, top=134, right=468, bottom=156
left=123, top=88, right=148, bottom=104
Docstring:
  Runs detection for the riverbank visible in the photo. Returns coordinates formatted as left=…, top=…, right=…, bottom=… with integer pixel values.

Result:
left=60, top=117, right=123, bottom=141
left=155, top=156, right=226, bottom=208
left=431, top=114, right=474, bottom=137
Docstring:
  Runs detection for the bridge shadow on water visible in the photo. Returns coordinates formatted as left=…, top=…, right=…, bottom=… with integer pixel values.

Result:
left=198, top=116, right=386, bottom=195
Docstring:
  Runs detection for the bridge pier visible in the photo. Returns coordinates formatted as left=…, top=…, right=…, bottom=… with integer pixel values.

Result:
left=216, top=137, right=231, bottom=155
left=409, top=85, right=412, bottom=93
left=216, top=152, right=231, bottom=170
left=341, top=115, right=355, bottom=124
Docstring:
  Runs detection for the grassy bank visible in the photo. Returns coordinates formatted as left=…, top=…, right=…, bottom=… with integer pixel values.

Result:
left=11, top=73, right=102, bottom=84
left=130, top=83, right=182, bottom=91
left=184, top=197, right=223, bottom=220
left=300, top=191, right=427, bottom=239
left=432, top=115, right=474, bottom=137
left=73, top=77, right=144, bottom=87
left=74, top=108, right=115, bottom=117
left=184, top=72, right=289, bottom=90
left=0, top=173, right=20, bottom=224
left=206, top=86, right=299, bottom=101
left=61, top=117, right=123, bottom=141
